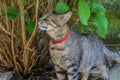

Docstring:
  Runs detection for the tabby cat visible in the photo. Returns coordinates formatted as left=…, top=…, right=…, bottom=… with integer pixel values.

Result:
left=38, top=11, right=120, bottom=80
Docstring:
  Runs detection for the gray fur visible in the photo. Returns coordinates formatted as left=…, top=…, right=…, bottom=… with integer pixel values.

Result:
left=38, top=12, right=120, bottom=80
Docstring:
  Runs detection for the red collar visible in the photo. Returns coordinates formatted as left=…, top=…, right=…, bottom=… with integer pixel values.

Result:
left=52, top=31, right=71, bottom=44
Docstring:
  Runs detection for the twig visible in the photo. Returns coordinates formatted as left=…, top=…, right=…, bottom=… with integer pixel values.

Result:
left=11, top=19, right=19, bottom=73
left=43, top=0, right=52, bottom=14
left=18, top=0, right=26, bottom=46
left=18, top=0, right=28, bottom=74
left=25, top=3, right=34, bottom=10
left=0, top=23, right=12, bottom=36
left=25, top=0, right=39, bottom=48
left=0, top=42, right=11, bottom=67
left=26, top=0, right=39, bottom=73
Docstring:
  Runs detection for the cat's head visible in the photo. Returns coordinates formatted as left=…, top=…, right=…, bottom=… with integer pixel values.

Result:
left=38, top=11, right=72, bottom=31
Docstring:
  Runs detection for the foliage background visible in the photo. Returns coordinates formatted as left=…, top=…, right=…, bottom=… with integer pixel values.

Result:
left=0, top=0, right=120, bottom=79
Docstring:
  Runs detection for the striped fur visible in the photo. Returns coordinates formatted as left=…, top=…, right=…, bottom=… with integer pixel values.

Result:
left=38, top=12, right=120, bottom=80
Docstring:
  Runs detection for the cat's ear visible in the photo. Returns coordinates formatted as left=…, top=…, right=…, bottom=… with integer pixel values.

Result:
left=57, top=11, right=72, bottom=25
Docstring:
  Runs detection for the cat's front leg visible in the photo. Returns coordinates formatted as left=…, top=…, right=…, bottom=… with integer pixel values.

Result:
left=67, top=64, right=79, bottom=80
left=81, top=71, right=89, bottom=80
left=54, top=64, right=66, bottom=80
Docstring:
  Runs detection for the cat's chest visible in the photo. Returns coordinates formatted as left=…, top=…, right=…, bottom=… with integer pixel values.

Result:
left=50, top=43, right=66, bottom=59
left=49, top=42, right=68, bottom=67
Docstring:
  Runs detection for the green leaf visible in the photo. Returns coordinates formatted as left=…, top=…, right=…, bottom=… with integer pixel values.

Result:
left=55, top=2, right=70, bottom=14
left=78, top=0, right=90, bottom=25
left=2, top=6, right=18, bottom=20
left=25, top=18, right=35, bottom=33
left=93, top=3, right=106, bottom=13
left=92, top=13, right=108, bottom=38
left=88, top=0, right=98, bottom=8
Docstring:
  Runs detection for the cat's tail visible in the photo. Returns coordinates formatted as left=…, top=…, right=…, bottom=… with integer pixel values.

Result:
left=103, top=45, right=120, bottom=63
